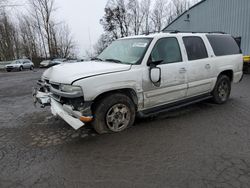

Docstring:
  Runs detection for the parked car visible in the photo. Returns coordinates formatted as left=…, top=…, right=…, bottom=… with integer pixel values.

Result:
left=39, top=59, right=67, bottom=68
left=5, top=59, right=34, bottom=72
left=65, top=59, right=78, bottom=63
left=33, top=32, right=243, bottom=134
left=50, top=58, right=67, bottom=66
left=39, top=60, right=52, bottom=68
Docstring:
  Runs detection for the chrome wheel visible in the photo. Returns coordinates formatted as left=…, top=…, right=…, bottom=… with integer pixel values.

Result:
left=218, top=80, right=229, bottom=102
left=106, top=104, right=131, bottom=132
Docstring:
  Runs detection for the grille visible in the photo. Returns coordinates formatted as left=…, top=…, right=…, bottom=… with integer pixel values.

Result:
left=51, top=83, right=60, bottom=90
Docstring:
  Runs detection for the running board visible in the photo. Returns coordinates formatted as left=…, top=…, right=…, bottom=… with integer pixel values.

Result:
left=138, top=94, right=212, bottom=118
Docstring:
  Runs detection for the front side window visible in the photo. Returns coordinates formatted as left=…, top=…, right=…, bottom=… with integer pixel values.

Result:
left=150, top=37, right=182, bottom=64
left=98, top=38, right=152, bottom=65
left=206, top=35, right=241, bottom=56
left=183, top=36, right=208, bottom=61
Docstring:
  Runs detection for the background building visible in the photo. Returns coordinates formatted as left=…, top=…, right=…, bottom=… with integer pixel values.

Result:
left=163, top=0, right=250, bottom=55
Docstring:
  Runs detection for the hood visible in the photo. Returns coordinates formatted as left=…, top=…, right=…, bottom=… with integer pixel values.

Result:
left=6, top=63, right=19, bottom=67
left=43, top=61, right=131, bottom=84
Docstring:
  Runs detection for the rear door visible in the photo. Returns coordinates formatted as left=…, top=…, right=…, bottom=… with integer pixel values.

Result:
left=183, top=36, right=214, bottom=97
left=143, top=37, right=188, bottom=109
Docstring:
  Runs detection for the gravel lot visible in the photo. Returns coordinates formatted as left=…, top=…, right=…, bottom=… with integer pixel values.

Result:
left=0, top=69, right=250, bottom=188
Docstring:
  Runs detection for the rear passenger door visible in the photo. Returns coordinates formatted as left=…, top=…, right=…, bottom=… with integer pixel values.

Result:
left=23, top=61, right=29, bottom=69
left=183, top=36, right=213, bottom=97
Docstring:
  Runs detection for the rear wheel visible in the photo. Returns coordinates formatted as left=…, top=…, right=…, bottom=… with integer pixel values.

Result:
left=30, top=66, right=34, bottom=70
left=212, top=75, right=231, bottom=104
left=92, top=93, right=136, bottom=134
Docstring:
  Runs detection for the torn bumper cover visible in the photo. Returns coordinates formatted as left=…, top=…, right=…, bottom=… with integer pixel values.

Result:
left=32, top=87, right=93, bottom=130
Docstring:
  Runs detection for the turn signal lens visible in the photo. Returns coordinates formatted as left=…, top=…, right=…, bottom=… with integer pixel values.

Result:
left=79, top=116, right=93, bottom=123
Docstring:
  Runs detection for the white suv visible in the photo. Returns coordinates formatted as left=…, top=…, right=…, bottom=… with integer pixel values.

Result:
left=33, top=32, right=243, bottom=134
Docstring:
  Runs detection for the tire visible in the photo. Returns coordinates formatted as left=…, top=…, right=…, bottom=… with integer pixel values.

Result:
left=19, top=66, right=23, bottom=71
left=6, top=69, right=11, bottom=72
left=92, top=93, right=136, bottom=134
left=30, top=66, right=34, bottom=70
left=212, top=75, right=231, bottom=104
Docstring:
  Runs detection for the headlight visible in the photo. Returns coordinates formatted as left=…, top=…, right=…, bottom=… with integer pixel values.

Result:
left=60, top=84, right=82, bottom=93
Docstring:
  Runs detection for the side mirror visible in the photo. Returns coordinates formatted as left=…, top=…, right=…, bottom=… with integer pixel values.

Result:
left=150, top=67, right=161, bottom=83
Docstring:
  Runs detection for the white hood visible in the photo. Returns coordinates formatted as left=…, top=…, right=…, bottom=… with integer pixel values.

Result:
left=43, top=61, right=131, bottom=84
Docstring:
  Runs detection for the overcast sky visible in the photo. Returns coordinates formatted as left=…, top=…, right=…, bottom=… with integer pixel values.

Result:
left=56, top=0, right=107, bottom=58
left=17, top=0, right=197, bottom=58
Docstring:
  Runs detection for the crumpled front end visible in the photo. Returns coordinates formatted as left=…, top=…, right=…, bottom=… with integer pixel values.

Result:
left=32, top=78, right=93, bottom=130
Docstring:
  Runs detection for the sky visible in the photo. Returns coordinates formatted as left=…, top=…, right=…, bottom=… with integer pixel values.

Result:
left=15, top=0, right=198, bottom=58
left=56, top=0, right=107, bottom=58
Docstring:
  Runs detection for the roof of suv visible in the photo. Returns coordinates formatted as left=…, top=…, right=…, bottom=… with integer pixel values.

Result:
left=121, top=32, right=229, bottom=40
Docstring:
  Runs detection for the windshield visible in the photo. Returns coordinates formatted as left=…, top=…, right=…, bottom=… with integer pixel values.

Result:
left=11, top=61, right=20, bottom=64
left=98, top=38, right=152, bottom=65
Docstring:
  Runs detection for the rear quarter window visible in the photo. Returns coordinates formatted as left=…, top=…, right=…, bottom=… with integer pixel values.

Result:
left=206, top=35, right=241, bottom=56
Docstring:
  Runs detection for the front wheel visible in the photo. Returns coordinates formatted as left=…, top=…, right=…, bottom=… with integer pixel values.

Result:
left=212, top=75, right=231, bottom=104
left=19, top=66, right=23, bottom=71
left=92, top=93, right=136, bottom=134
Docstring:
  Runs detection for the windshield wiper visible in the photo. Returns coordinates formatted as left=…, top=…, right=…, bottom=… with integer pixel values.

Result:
left=105, top=58, right=122, bottom=64
left=91, top=57, right=103, bottom=61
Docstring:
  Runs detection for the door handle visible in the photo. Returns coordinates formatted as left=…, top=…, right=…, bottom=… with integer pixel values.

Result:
left=179, top=68, right=187, bottom=73
left=205, top=64, right=211, bottom=69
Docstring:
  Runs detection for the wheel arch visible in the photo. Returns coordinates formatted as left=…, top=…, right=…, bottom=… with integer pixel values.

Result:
left=91, top=88, right=139, bottom=112
left=218, top=69, right=233, bottom=82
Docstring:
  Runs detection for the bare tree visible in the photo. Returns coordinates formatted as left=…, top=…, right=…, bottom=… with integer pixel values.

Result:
left=29, top=0, right=57, bottom=58
left=140, top=0, right=151, bottom=34
left=101, top=0, right=131, bottom=39
left=19, top=16, right=39, bottom=59
left=127, top=0, right=145, bottom=35
left=56, top=23, right=76, bottom=58
left=0, top=11, right=20, bottom=60
left=171, top=0, right=190, bottom=18
left=150, top=0, right=168, bottom=32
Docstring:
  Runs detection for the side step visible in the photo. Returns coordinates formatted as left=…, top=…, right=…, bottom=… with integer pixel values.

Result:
left=138, top=94, right=212, bottom=118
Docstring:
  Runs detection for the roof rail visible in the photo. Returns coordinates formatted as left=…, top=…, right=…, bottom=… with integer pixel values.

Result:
left=142, top=31, right=159, bottom=36
left=163, top=30, right=227, bottom=34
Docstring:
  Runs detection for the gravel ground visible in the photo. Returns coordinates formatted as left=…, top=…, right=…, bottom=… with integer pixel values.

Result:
left=0, top=69, right=250, bottom=188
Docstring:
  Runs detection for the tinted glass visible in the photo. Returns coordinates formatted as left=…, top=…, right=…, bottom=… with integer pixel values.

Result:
left=151, top=37, right=182, bottom=64
left=207, top=35, right=241, bottom=56
left=183, top=37, right=208, bottom=61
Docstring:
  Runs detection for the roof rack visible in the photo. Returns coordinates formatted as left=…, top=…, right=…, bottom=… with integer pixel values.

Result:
left=163, top=30, right=227, bottom=34
left=142, top=31, right=160, bottom=36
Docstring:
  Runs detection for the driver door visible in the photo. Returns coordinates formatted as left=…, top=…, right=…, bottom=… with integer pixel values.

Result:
left=143, top=37, right=188, bottom=109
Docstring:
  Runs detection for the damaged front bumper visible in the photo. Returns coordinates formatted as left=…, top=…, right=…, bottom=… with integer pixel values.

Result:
left=32, top=86, right=93, bottom=130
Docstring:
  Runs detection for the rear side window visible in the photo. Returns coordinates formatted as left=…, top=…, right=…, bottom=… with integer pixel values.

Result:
left=183, top=37, right=208, bottom=61
left=206, top=35, right=241, bottom=56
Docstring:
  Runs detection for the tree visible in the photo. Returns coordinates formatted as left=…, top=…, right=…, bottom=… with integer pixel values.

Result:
left=93, top=33, right=113, bottom=56
left=0, top=11, right=19, bottom=60
left=140, top=0, right=151, bottom=34
left=127, top=0, right=145, bottom=35
left=19, top=16, right=39, bottom=59
left=56, top=23, right=76, bottom=58
left=150, top=0, right=168, bottom=32
left=29, top=0, right=56, bottom=58
left=101, top=0, right=131, bottom=40
left=171, top=0, right=190, bottom=18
